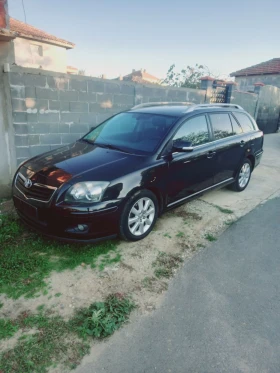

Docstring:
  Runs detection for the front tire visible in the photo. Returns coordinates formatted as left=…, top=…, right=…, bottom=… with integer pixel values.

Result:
left=230, top=159, right=252, bottom=192
left=119, top=190, right=158, bottom=241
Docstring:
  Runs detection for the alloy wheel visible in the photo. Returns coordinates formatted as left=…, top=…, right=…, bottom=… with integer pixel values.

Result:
left=238, top=163, right=251, bottom=188
left=128, top=197, right=155, bottom=236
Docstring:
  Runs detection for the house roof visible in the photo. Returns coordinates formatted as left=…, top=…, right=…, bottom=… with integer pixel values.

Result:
left=123, top=69, right=161, bottom=84
left=10, top=18, right=75, bottom=49
left=230, top=58, right=280, bottom=77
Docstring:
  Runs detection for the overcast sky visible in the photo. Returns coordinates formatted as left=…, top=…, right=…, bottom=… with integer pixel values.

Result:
left=8, top=0, right=280, bottom=79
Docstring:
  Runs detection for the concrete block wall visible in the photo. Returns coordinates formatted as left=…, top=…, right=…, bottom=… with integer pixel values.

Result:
left=235, top=75, right=280, bottom=92
left=229, top=90, right=259, bottom=118
left=8, top=67, right=136, bottom=165
left=8, top=66, right=207, bottom=166
left=256, top=86, right=280, bottom=133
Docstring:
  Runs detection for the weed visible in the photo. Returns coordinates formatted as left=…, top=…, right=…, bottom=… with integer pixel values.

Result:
left=214, top=205, right=234, bottom=214
left=176, top=231, right=184, bottom=238
left=205, top=233, right=217, bottom=242
left=55, top=293, right=62, bottom=297
left=0, top=294, right=134, bottom=372
left=36, top=304, right=45, bottom=312
left=72, top=294, right=135, bottom=339
left=0, top=214, right=120, bottom=299
left=0, top=319, right=18, bottom=340
left=163, top=233, right=172, bottom=239
left=153, top=252, right=183, bottom=278
left=197, top=243, right=205, bottom=248
left=0, top=303, right=3, bottom=309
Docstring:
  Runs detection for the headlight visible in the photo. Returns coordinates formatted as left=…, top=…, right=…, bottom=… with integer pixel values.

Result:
left=64, top=181, right=109, bottom=203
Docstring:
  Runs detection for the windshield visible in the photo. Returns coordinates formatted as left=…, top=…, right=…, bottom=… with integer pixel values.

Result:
left=82, top=112, right=177, bottom=155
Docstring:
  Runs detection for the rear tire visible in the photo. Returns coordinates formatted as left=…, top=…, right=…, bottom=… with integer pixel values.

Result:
left=119, top=189, right=158, bottom=241
left=230, top=159, right=252, bottom=192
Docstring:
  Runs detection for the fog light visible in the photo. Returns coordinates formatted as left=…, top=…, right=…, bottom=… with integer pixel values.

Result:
left=78, top=224, right=86, bottom=231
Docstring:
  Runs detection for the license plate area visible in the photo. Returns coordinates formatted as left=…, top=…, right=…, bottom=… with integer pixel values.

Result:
left=14, top=197, right=38, bottom=220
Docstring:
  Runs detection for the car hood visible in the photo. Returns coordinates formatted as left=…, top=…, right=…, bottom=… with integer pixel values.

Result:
left=20, top=141, right=144, bottom=187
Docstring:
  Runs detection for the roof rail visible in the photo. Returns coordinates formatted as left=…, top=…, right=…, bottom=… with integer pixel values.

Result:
left=185, top=103, right=244, bottom=112
left=131, top=102, right=193, bottom=110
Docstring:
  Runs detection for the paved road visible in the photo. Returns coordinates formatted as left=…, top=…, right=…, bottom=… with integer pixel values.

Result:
left=77, top=196, right=280, bottom=373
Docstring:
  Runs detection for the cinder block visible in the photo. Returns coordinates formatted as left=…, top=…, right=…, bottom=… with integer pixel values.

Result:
left=70, top=102, right=88, bottom=112
left=32, top=123, right=50, bottom=134
left=25, top=86, right=36, bottom=98
left=60, top=101, right=70, bottom=111
left=28, top=135, right=40, bottom=146
left=167, top=89, right=177, bottom=99
left=13, top=112, right=27, bottom=123
left=59, top=123, right=70, bottom=133
left=38, top=113, right=60, bottom=123
left=79, top=91, right=96, bottom=103
left=27, top=113, right=38, bottom=123
left=89, top=102, right=104, bottom=113
left=88, top=80, right=104, bottom=93
left=30, top=145, right=51, bottom=157
left=36, top=87, right=58, bottom=100
left=9, top=73, right=24, bottom=86
left=79, top=113, right=96, bottom=125
left=12, top=99, right=25, bottom=112
left=70, top=123, right=89, bottom=134
left=61, top=133, right=80, bottom=144
left=59, top=90, right=78, bottom=101
left=24, top=74, right=46, bottom=87
left=15, top=135, right=28, bottom=146
left=16, top=147, right=30, bottom=158
left=60, top=113, right=80, bottom=123
left=34, top=99, right=48, bottom=111
left=176, top=90, right=187, bottom=101
left=49, top=100, right=60, bottom=111
left=11, top=86, right=25, bottom=99
left=49, top=123, right=59, bottom=133
left=105, top=82, right=121, bottom=94
left=40, top=134, right=61, bottom=145
left=14, top=123, right=28, bottom=134
left=69, top=79, right=87, bottom=91
left=114, top=94, right=134, bottom=105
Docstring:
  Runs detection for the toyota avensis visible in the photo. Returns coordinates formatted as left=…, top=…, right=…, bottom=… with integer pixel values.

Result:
left=12, top=103, right=264, bottom=242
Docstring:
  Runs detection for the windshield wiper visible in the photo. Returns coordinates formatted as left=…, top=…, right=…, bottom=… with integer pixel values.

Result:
left=95, top=143, right=130, bottom=154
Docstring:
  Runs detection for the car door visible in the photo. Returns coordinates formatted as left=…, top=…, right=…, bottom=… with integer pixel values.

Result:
left=166, top=114, right=216, bottom=206
left=208, top=112, right=250, bottom=184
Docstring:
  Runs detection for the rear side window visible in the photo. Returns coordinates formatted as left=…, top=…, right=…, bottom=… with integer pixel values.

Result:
left=173, top=115, right=209, bottom=147
left=230, top=114, right=243, bottom=135
left=233, top=112, right=255, bottom=133
left=209, top=113, right=233, bottom=140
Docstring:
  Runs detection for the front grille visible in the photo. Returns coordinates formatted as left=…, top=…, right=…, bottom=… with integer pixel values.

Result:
left=15, top=173, right=57, bottom=202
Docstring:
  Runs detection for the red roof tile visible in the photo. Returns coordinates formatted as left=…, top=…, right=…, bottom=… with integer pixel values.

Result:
left=230, top=58, right=280, bottom=77
left=10, top=18, right=74, bottom=49
left=200, top=76, right=215, bottom=81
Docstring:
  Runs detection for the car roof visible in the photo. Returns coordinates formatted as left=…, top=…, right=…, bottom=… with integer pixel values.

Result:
left=128, top=104, right=246, bottom=118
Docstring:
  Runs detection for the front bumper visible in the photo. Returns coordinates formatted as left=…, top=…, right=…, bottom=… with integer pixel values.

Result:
left=13, top=193, right=123, bottom=243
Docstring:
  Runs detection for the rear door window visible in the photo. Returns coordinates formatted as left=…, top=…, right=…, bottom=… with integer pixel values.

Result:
left=209, top=113, right=233, bottom=140
left=230, top=114, right=243, bottom=135
left=233, top=112, right=255, bottom=132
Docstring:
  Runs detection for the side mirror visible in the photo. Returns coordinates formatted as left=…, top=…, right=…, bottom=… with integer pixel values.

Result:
left=172, top=140, right=194, bottom=152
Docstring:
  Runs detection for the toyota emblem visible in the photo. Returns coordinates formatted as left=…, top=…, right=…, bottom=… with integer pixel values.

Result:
left=24, top=178, right=32, bottom=189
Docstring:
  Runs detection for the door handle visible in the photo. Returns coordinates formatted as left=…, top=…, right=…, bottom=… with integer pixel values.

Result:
left=207, top=151, right=216, bottom=159
left=240, top=140, right=245, bottom=147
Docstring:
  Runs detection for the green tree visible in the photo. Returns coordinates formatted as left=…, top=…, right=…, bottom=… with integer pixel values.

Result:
left=162, top=64, right=214, bottom=89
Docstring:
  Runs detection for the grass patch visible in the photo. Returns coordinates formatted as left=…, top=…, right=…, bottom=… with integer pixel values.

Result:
left=214, top=205, right=234, bottom=214
left=0, top=214, right=121, bottom=299
left=54, top=293, right=62, bottom=297
left=153, top=252, right=183, bottom=278
left=205, top=233, right=217, bottom=242
left=176, top=231, right=184, bottom=238
left=0, top=319, right=19, bottom=340
left=163, top=233, right=172, bottom=239
left=0, top=295, right=135, bottom=372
